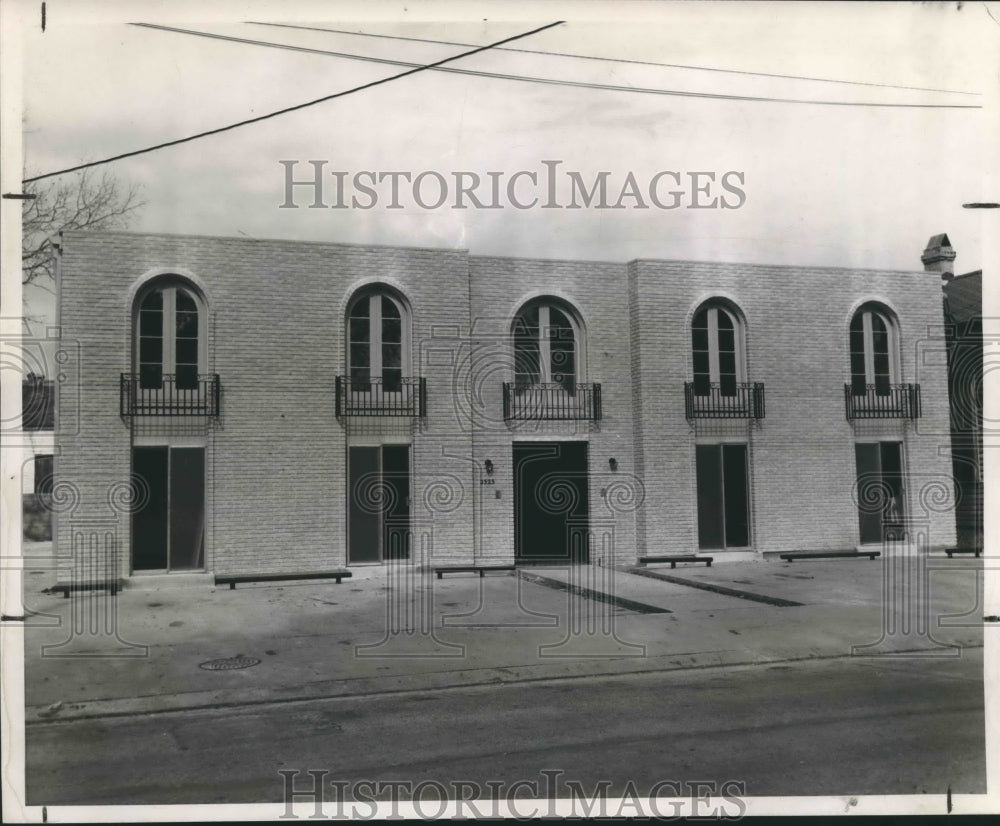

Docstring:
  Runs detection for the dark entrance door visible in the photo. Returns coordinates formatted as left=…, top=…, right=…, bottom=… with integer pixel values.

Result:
left=132, top=446, right=205, bottom=571
left=348, top=444, right=411, bottom=564
left=695, top=443, right=750, bottom=549
left=855, top=441, right=905, bottom=544
left=513, top=441, right=589, bottom=564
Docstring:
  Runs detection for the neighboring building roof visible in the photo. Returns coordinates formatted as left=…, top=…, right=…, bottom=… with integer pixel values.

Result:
left=944, top=270, right=982, bottom=324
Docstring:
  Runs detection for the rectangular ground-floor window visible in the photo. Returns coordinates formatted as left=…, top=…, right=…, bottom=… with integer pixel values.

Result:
left=131, top=446, right=205, bottom=571
left=854, top=441, right=905, bottom=544
left=347, top=444, right=411, bottom=564
left=696, top=443, right=750, bottom=549
left=34, top=454, right=53, bottom=496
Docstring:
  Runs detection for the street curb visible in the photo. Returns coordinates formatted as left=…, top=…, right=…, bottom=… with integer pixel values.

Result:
left=26, top=640, right=983, bottom=725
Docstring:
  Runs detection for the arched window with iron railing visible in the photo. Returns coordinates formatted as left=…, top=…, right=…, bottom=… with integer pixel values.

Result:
left=122, top=277, right=218, bottom=418
left=504, top=297, right=600, bottom=421
left=685, top=300, right=763, bottom=420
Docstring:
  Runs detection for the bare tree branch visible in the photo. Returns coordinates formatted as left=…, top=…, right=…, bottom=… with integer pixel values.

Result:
left=22, top=169, right=145, bottom=285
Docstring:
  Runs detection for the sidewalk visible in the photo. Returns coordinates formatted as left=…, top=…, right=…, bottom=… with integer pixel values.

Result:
left=20, top=543, right=985, bottom=722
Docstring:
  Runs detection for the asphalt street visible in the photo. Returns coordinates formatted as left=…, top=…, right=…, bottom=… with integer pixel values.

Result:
left=27, top=646, right=984, bottom=807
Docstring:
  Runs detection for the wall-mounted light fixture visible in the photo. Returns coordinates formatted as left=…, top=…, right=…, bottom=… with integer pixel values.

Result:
left=484, top=459, right=494, bottom=476
left=609, top=457, right=618, bottom=472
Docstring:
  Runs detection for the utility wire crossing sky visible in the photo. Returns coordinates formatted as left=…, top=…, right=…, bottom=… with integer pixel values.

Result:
left=23, top=20, right=565, bottom=184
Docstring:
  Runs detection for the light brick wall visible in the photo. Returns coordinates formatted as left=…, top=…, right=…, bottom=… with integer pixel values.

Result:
left=467, top=255, right=638, bottom=565
left=55, top=230, right=956, bottom=579
left=630, top=259, right=956, bottom=555
left=57, top=231, right=475, bottom=576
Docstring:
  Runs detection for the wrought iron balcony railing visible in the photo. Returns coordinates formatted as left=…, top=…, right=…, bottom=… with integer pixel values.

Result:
left=684, top=382, right=765, bottom=419
left=502, top=382, right=602, bottom=421
left=844, top=383, right=921, bottom=421
left=120, top=373, right=220, bottom=417
left=335, top=376, right=426, bottom=417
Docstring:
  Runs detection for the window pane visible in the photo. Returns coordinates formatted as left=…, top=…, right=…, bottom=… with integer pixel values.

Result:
left=716, top=310, right=734, bottom=331
left=140, top=337, right=162, bottom=363
left=382, top=343, right=401, bottom=370
left=169, top=448, right=205, bottom=569
left=175, top=364, right=198, bottom=390
left=514, top=340, right=540, bottom=386
left=692, top=351, right=710, bottom=377
left=139, top=310, right=162, bottom=337
left=381, top=296, right=400, bottom=319
left=350, top=343, right=370, bottom=369
left=350, top=299, right=370, bottom=320
left=719, top=351, right=737, bottom=376
left=696, top=445, right=724, bottom=549
left=350, top=366, right=371, bottom=389
left=382, top=368, right=402, bottom=393
left=850, top=318, right=867, bottom=393
left=175, top=339, right=198, bottom=365
left=140, top=363, right=162, bottom=389
left=35, top=455, right=54, bottom=496
left=175, top=290, right=196, bottom=312
left=722, top=444, right=749, bottom=547
left=551, top=344, right=575, bottom=384
left=382, top=318, right=401, bottom=344
left=514, top=305, right=540, bottom=386
left=718, top=327, right=735, bottom=353
left=141, top=290, right=163, bottom=311
left=176, top=310, right=198, bottom=338
left=719, top=351, right=737, bottom=397
left=350, top=317, right=369, bottom=342
left=518, top=305, right=539, bottom=330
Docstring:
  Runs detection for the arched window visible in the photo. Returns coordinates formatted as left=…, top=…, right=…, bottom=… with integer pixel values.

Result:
left=512, top=299, right=579, bottom=394
left=849, top=305, right=896, bottom=396
left=691, top=303, right=744, bottom=397
left=136, top=279, right=203, bottom=390
left=348, top=290, right=407, bottom=392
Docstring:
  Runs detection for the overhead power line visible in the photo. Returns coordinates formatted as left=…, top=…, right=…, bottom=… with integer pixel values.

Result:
left=22, top=20, right=564, bottom=184
left=249, top=20, right=981, bottom=98
left=128, top=22, right=982, bottom=111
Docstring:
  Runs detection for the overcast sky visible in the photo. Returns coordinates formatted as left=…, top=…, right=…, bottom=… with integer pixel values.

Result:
left=12, top=0, right=998, bottom=332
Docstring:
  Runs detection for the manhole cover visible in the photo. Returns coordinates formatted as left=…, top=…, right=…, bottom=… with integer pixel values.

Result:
left=199, top=656, right=261, bottom=671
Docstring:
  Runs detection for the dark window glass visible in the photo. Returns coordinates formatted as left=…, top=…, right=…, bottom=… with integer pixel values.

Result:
left=175, top=364, right=198, bottom=391
left=851, top=309, right=894, bottom=396
left=176, top=311, right=198, bottom=338
left=136, top=284, right=202, bottom=392
left=350, top=343, right=370, bottom=370
left=140, top=363, right=162, bottom=389
left=175, top=339, right=198, bottom=366
left=139, top=310, right=163, bottom=337
left=139, top=337, right=163, bottom=363
left=548, top=307, right=576, bottom=393
left=382, top=369, right=402, bottom=393
left=514, top=304, right=541, bottom=387
left=350, top=316, right=369, bottom=341
left=34, top=454, right=54, bottom=496
left=383, top=343, right=402, bottom=370
left=381, top=296, right=399, bottom=319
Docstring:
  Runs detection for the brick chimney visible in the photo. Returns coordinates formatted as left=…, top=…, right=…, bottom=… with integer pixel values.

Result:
left=921, top=233, right=957, bottom=282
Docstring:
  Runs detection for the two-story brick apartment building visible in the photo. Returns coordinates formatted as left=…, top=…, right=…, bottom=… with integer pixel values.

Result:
left=50, top=230, right=956, bottom=584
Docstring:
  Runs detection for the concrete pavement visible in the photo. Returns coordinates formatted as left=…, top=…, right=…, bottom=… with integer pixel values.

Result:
left=20, top=542, right=985, bottom=722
